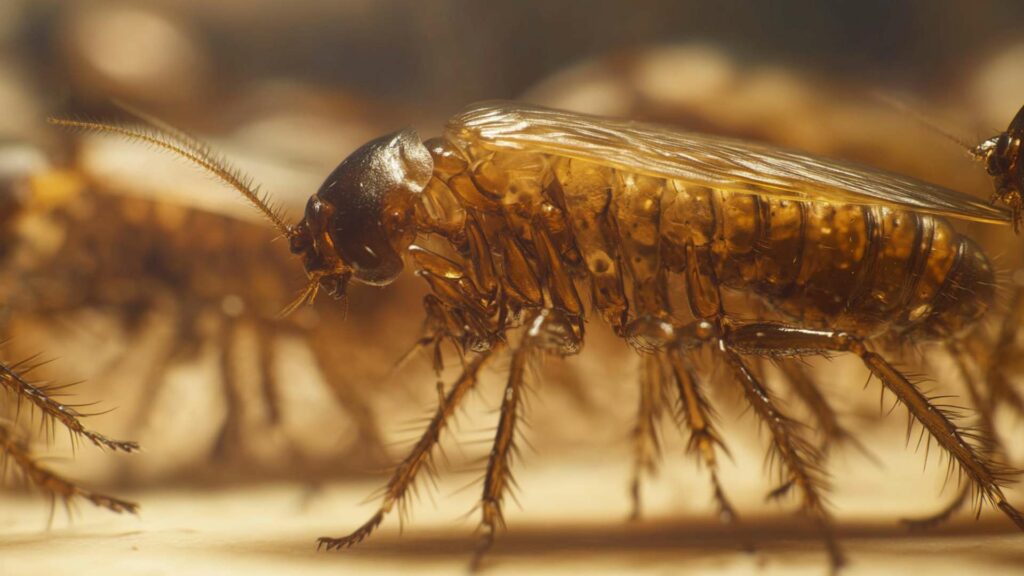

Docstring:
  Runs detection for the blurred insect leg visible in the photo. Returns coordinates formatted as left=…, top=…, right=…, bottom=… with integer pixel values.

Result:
left=127, top=316, right=183, bottom=434
left=665, top=350, right=737, bottom=523
left=0, top=359, right=138, bottom=453
left=629, top=352, right=665, bottom=521
left=947, top=343, right=999, bottom=448
left=212, top=319, right=245, bottom=459
left=254, top=321, right=282, bottom=426
left=980, top=285, right=1024, bottom=416
left=0, top=420, right=137, bottom=514
left=317, top=343, right=502, bottom=551
left=719, top=346, right=845, bottom=570
left=307, top=332, right=389, bottom=466
left=777, top=360, right=869, bottom=458
left=726, top=323, right=1024, bottom=531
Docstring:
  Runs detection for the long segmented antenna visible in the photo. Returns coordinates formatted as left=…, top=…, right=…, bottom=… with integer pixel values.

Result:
left=47, top=115, right=293, bottom=237
left=872, top=92, right=980, bottom=157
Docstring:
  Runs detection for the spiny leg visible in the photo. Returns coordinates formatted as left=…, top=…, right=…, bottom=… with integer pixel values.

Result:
left=473, top=340, right=531, bottom=570
left=0, top=421, right=138, bottom=514
left=904, top=342, right=1002, bottom=529
left=665, top=350, right=737, bottom=523
left=726, top=322, right=1024, bottom=531
left=472, top=308, right=582, bottom=570
left=0, top=358, right=138, bottom=454
left=777, top=360, right=870, bottom=459
left=629, top=352, right=667, bottom=521
left=718, top=345, right=845, bottom=570
left=317, top=343, right=502, bottom=550
left=862, top=350, right=1023, bottom=528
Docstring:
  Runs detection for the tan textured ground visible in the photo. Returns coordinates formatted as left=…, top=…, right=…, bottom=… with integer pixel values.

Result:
left=3, top=422, right=1023, bottom=576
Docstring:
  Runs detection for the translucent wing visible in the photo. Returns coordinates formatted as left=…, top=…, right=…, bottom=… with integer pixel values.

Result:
left=446, top=101, right=1010, bottom=225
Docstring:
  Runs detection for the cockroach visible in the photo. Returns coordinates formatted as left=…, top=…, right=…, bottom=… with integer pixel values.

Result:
left=0, top=144, right=138, bottom=518
left=2, top=139, right=407, bottom=473
left=51, top=100, right=1024, bottom=571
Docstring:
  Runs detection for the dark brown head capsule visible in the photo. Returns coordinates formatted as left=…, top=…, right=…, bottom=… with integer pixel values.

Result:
left=975, top=104, right=1024, bottom=228
left=289, top=129, right=433, bottom=297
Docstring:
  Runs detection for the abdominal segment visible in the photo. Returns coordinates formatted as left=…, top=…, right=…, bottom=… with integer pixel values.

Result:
left=424, top=142, right=994, bottom=340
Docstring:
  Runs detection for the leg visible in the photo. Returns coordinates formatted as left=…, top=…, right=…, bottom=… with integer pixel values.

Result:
left=308, top=330, right=390, bottom=467
left=725, top=322, right=1024, bottom=530
left=317, top=343, right=503, bottom=550
left=473, top=340, right=530, bottom=570
left=0, top=358, right=138, bottom=453
left=980, top=286, right=1024, bottom=416
left=212, top=319, right=245, bottom=459
left=0, top=420, right=137, bottom=514
left=629, top=352, right=667, bottom=521
left=472, top=309, right=583, bottom=570
left=717, top=345, right=845, bottom=570
left=127, top=315, right=183, bottom=435
left=255, top=320, right=283, bottom=426
left=777, top=360, right=873, bottom=460
left=904, top=342, right=1004, bottom=529
left=665, top=349, right=738, bottom=523
left=625, top=316, right=743, bottom=535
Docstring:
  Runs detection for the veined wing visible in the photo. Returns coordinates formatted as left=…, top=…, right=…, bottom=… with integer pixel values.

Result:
left=446, top=101, right=1009, bottom=225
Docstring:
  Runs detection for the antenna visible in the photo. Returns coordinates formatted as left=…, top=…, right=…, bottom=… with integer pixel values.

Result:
left=47, top=114, right=293, bottom=237
left=872, top=92, right=982, bottom=159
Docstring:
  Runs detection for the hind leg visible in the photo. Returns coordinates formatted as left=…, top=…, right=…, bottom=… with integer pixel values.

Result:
left=724, top=322, right=1024, bottom=530
left=903, top=342, right=1003, bottom=529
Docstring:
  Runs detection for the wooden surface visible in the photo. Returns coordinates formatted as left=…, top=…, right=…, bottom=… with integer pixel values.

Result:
left=3, top=436, right=1023, bottom=576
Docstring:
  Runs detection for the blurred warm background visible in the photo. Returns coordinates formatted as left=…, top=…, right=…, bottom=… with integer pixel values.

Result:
left=1, top=1, right=1024, bottom=575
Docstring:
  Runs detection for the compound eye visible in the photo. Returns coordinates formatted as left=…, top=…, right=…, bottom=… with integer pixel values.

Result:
left=288, top=221, right=311, bottom=255
left=990, top=134, right=1011, bottom=175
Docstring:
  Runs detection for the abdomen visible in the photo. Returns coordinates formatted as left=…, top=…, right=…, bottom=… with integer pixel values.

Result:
left=654, top=182, right=995, bottom=336
left=430, top=145, right=995, bottom=339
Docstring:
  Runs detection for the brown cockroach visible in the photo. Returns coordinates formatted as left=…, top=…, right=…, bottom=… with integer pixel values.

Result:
left=3, top=143, right=407, bottom=474
left=0, top=144, right=138, bottom=518
left=52, top=100, right=1024, bottom=571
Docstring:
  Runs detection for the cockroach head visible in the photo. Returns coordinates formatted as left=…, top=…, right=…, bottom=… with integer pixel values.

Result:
left=288, top=129, right=433, bottom=300
left=974, top=104, right=1024, bottom=227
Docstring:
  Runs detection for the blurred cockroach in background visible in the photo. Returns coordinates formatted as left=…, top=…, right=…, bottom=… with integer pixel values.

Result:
left=0, top=143, right=137, bottom=519
left=0, top=132, right=429, bottom=484
left=52, top=95, right=1024, bottom=573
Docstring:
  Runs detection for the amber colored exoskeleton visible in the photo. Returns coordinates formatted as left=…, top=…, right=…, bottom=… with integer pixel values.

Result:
left=51, top=101, right=1024, bottom=571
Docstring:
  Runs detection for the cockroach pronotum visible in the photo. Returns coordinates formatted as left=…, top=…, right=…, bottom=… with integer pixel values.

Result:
left=51, top=100, right=1024, bottom=571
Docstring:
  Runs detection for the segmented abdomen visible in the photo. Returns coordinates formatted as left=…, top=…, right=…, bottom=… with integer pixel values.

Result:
left=421, top=142, right=994, bottom=339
